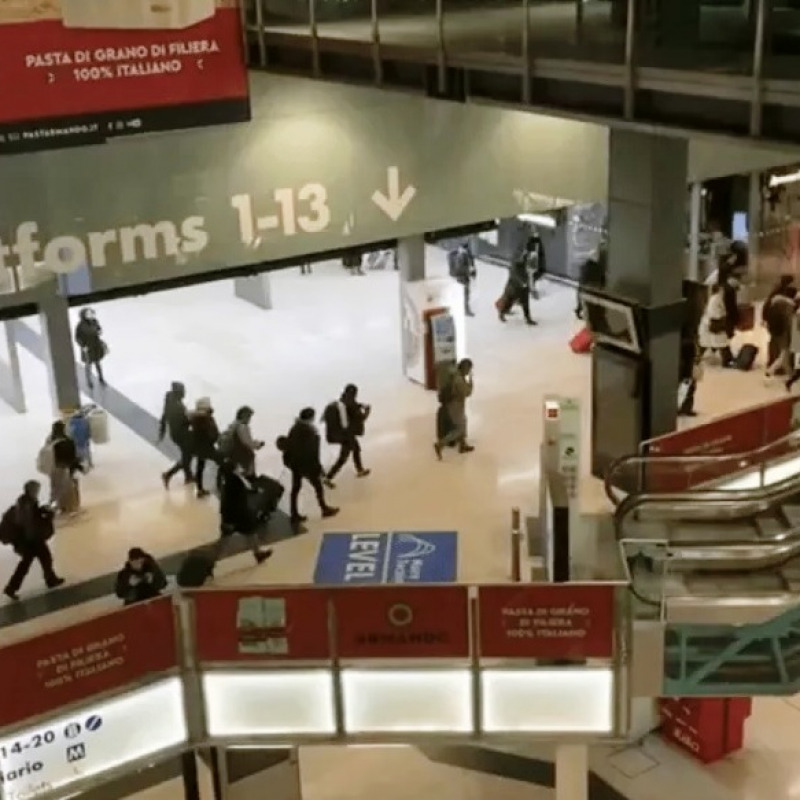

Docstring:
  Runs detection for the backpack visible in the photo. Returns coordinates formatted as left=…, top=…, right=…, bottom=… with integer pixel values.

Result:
left=36, top=440, right=55, bottom=475
left=447, top=250, right=459, bottom=277
left=323, top=402, right=343, bottom=444
left=218, top=423, right=238, bottom=458
left=0, top=505, right=20, bottom=546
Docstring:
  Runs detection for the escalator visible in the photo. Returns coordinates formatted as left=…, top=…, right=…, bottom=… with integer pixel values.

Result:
left=604, top=430, right=800, bottom=605
left=606, top=431, right=800, bottom=692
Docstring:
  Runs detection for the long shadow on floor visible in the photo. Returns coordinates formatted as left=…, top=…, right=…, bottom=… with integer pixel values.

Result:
left=3, top=322, right=297, bottom=629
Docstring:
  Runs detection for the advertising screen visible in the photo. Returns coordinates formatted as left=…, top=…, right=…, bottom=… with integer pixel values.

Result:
left=0, top=0, right=249, bottom=153
left=0, top=677, right=187, bottom=800
left=0, top=597, right=178, bottom=729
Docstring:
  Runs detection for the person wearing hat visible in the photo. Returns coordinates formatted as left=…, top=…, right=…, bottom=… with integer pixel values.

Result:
left=190, top=397, right=220, bottom=498
left=114, top=547, right=167, bottom=606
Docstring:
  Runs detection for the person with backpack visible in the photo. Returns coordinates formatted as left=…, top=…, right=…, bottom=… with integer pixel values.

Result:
left=2, top=480, right=64, bottom=601
left=448, top=243, right=476, bottom=317
left=39, top=420, right=84, bottom=513
left=282, top=408, right=339, bottom=525
left=159, top=381, right=193, bottom=489
left=114, top=547, right=167, bottom=606
left=323, top=384, right=371, bottom=486
left=218, top=406, right=264, bottom=477
left=434, top=358, right=475, bottom=458
left=498, top=248, right=536, bottom=325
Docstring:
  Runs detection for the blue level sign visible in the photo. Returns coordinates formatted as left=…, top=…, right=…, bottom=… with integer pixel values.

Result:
left=313, top=531, right=457, bottom=584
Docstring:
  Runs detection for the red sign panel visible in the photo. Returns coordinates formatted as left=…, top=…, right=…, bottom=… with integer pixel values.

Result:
left=478, top=585, right=615, bottom=660
left=0, top=0, right=249, bottom=153
left=0, top=597, right=177, bottom=728
left=332, top=586, right=470, bottom=659
left=643, top=397, right=800, bottom=492
left=191, top=588, right=331, bottom=663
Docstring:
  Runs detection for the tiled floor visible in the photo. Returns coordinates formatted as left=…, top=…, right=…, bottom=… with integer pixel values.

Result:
left=0, top=249, right=796, bottom=800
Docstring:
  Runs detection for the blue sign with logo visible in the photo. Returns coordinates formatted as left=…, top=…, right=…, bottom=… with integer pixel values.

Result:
left=313, top=531, right=457, bottom=584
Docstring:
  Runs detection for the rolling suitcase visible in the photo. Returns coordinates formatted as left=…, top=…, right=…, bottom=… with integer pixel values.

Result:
left=436, top=405, right=457, bottom=448
left=736, top=303, right=756, bottom=332
left=249, top=475, right=284, bottom=521
left=735, top=344, right=758, bottom=371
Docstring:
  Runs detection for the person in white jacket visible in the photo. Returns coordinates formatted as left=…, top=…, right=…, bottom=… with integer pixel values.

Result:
left=698, top=284, right=734, bottom=367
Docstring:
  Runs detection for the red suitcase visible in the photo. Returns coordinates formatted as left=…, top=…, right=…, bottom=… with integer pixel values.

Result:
left=569, top=328, right=592, bottom=354
left=736, top=303, right=755, bottom=332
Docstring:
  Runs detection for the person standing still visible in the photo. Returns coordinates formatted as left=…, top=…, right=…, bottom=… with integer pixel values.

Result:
left=159, top=381, right=193, bottom=488
left=3, top=480, right=64, bottom=601
left=434, top=358, right=475, bottom=458
left=75, top=307, right=108, bottom=389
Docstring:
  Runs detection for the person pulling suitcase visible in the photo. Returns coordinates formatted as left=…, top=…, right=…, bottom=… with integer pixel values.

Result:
left=215, top=462, right=275, bottom=564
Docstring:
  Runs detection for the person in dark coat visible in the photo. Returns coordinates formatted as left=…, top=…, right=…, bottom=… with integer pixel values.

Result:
left=283, top=408, right=339, bottom=524
left=324, top=384, right=371, bottom=485
left=74, top=307, right=107, bottom=389
left=46, top=419, right=84, bottom=512
left=190, top=397, right=220, bottom=498
left=159, top=381, right=193, bottom=488
left=3, top=480, right=64, bottom=601
left=499, top=246, right=536, bottom=325
left=216, top=463, right=273, bottom=564
left=114, top=547, right=167, bottom=606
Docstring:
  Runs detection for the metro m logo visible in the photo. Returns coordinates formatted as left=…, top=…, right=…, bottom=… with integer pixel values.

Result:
left=118, top=222, right=181, bottom=262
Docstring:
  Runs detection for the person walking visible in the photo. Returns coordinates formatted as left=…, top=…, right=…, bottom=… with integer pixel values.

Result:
left=698, top=284, right=734, bottom=367
left=74, top=307, right=108, bottom=389
left=114, top=547, right=167, bottom=606
left=323, top=384, right=371, bottom=486
left=449, top=244, right=477, bottom=316
left=499, top=250, right=536, bottom=325
left=678, top=335, right=701, bottom=417
left=159, top=381, right=193, bottom=488
left=2, top=480, right=64, bottom=601
left=434, top=358, right=475, bottom=458
left=216, top=462, right=274, bottom=564
left=282, top=408, right=339, bottom=525
left=42, top=420, right=83, bottom=513
left=190, top=397, right=220, bottom=498
left=219, top=406, right=264, bottom=477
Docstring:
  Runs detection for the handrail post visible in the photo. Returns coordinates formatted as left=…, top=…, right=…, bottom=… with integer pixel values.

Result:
left=511, top=506, right=522, bottom=582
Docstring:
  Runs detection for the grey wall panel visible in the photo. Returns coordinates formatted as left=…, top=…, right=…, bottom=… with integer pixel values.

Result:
left=0, top=74, right=610, bottom=301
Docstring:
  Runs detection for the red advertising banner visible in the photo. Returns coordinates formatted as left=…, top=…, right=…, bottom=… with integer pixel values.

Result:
left=0, top=597, right=177, bottom=728
left=477, top=585, right=615, bottom=660
left=332, top=585, right=470, bottom=659
left=0, top=0, right=249, bottom=153
left=643, top=397, right=800, bottom=492
left=191, top=588, right=331, bottom=662
left=659, top=697, right=752, bottom=764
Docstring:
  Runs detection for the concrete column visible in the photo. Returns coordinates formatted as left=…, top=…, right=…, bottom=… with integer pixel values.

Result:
left=687, top=182, right=702, bottom=281
left=605, top=129, right=687, bottom=440
left=39, top=290, right=80, bottom=414
left=234, top=274, right=272, bottom=309
left=397, top=236, right=426, bottom=283
left=555, top=745, right=588, bottom=800
left=747, top=172, right=762, bottom=283
left=0, top=320, right=26, bottom=413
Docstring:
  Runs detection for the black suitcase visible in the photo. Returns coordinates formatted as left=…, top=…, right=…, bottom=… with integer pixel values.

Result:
left=736, top=344, right=758, bottom=371
left=249, top=475, right=284, bottom=521
left=436, top=405, right=458, bottom=448
left=176, top=548, right=215, bottom=588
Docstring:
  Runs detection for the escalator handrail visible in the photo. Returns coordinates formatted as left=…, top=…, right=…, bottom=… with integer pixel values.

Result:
left=604, top=428, right=800, bottom=507
left=614, top=469, right=800, bottom=540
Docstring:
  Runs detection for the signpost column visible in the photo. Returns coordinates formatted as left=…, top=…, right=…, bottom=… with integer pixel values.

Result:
left=555, top=744, right=588, bottom=800
left=39, top=287, right=80, bottom=414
